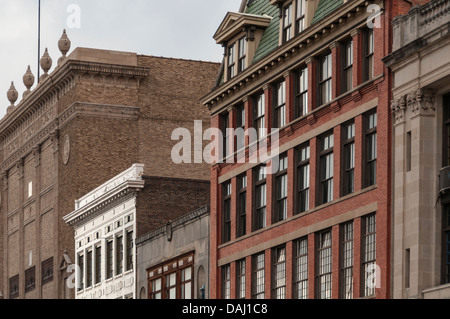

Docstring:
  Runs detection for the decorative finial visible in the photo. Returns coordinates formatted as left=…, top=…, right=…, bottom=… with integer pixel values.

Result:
left=40, top=48, right=52, bottom=81
left=7, top=81, right=18, bottom=113
left=23, top=65, right=35, bottom=98
left=58, top=29, right=71, bottom=66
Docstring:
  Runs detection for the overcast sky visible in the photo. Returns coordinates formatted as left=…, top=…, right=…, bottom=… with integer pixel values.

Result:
left=0, top=0, right=243, bottom=117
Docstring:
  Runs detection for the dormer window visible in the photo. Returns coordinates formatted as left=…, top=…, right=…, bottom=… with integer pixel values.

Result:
left=238, top=37, right=247, bottom=73
left=228, top=44, right=236, bottom=80
left=282, top=3, right=293, bottom=43
left=296, top=0, right=306, bottom=33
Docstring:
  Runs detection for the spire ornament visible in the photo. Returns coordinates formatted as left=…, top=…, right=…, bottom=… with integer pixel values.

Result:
left=40, top=48, right=52, bottom=81
left=23, top=65, right=35, bottom=98
left=7, top=81, right=18, bottom=113
left=58, top=29, right=71, bottom=66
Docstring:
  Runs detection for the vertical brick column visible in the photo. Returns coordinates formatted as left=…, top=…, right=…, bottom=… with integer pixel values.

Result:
left=1, top=171, right=8, bottom=298
left=284, top=70, right=294, bottom=124
left=231, top=176, right=238, bottom=241
left=17, top=160, right=24, bottom=299
left=265, top=248, right=271, bottom=299
left=309, top=137, right=318, bottom=209
left=333, top=125, right=342, bottom=201
left=210, top=166, right=220, bottom=299
left=246, top=169, right=253, bottom=235
left=33, top=146, right=42, bottom=298
left=305, top=57, right=315, bottom=113
left=308, top=232, right=316, bottom=299
left=266, top=166, right=273, bottom=228
left=332, top=224, right=340, bottom=299
left=351, top=29, right=362, bottom=89
left=263, top=84, right=272, bottom=133
left=285, top=241, right=294, bottom=298
left=244, top=97, right=251, bottom=148
left=330, top=41, right=340, bottom=100
left=353, top=216, right=362, bottom=298
left=230, top=261, right=237, bottom=299
left=227, top=105, right=236, bottom=162
left=354, top=114, right=363, bottom=192
left=50, top=130, right=60, bottom=297
left=287, top=148, right=295, bottom=219
left=245, top=255, right=252, bottom=299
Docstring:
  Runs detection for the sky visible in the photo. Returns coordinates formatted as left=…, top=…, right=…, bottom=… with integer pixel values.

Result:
left=0, top=0, right=243, bottom=117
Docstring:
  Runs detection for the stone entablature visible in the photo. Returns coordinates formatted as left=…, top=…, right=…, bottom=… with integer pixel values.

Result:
left=391, top=88, right=436, bottom=124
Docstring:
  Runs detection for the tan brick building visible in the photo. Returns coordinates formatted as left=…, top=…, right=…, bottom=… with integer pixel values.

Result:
left=0, top=31, right=220, bottom=299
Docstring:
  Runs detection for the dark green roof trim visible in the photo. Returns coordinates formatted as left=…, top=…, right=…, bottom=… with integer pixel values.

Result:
left=312, top=0, right=344, bottom=24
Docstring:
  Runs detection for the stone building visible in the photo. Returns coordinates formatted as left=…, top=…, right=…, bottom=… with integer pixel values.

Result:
left=136, top=205, right=210, bottom=300
left=201, top=0, right=430, bottom=299
left=0, top=31, right=220, bottom=299
left=384, top=0, right=450, bottom=299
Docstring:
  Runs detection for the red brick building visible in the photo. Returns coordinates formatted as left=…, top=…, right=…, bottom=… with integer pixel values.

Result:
left=202, top=0, right=431, bottom=299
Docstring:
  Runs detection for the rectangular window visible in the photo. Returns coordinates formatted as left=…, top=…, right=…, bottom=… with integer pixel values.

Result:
left=25, top=266, right=36, bottom=293
left=222, top=112, right=230, bottom=159
left=341, top=222, right=354, bottom=299
left=405, top=248, right=411, bottom=288
left=165, top=272, right=177, bottom=299
left=297, top=144, right=310, bottom=214
left=296, top=0, right=306, bottom=34
left=106, top=240, right=113, bottom=279
left=86, top=250, right=93, bottom=288
left=42, top=257, right=53, bottom=285
left=343, top=122, right=355, bottom=196
left=272, top=246, right=286, bottom=299
left=126, top=230, right=134, bottom=271
left=116, top=235, right=124, bottom=275
left=275, top=156, right=288, bottom=223
left=295, top=66, right=308, bottom=118
left=254, top=93, right=266, bottom=140
left=365, top=111, right=377, bottom=187
left=180, top=267, right=193, bottom=299
left=362, top=214, right=376, bottom=297
left=236, top=103, right=246, bottom=151
left=319, top=133, right=334, bottom=205
left=237, top=259, right=246, bottom=299
left=274, top=81, right=286, bottom=128
left=316, top=230, right=332, bottom=299
left=95, top=245, right=102, bottom=284
left=223, top=181, right=232, bottom=243
left=363, top=28, right=374, bottom=82
left=294, top=237, right=308, bottom=299
left=319, top=53, right=332, bottom=106
left=252, top=252, right=265, bottom=299
left=9, top=275, right=19, bottom=299
left=406, top=131, right=412, bottom=172
left=150, top=278, right=162, bottom=299
left=222, top=265, right=231, bottom=299
left=238, top=37, right=246, bottom=73
left=78, top=254, right=84, bottom=291
left=342, top=39, right=353, bottom=93
left=237, top=174, right=247, bottom=238
left=283, top=3, right=293, bottom=43
left=228, top=44, right=236, bottom=80
left=254, top=166, right=267, bottom=231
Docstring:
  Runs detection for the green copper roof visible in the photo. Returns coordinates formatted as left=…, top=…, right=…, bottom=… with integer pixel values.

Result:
left=311, top=0, right=344, bottom=24
left=246, top=0, right=280, bottom=63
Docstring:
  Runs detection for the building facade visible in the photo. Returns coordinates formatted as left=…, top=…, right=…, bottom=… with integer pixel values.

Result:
left=0, top=31, right=219, bottom=299
left=202, top=0, right=429, bottom=299
left=136, top=205, right=210, bottom=300
left=384, top=0, right=450, bottom=299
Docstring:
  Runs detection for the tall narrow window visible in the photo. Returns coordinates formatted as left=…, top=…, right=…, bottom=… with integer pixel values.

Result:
left=165, top=272, right=177, bottom=299
left=222, top=112, right=230, bottom=159
left=319, top=53, right=332, bottom=106
left=236, top=103, right=246, bottom=151
left=341, top=222, right=354, bottom=299
left=95, top=245, right=102, bottom=284
left=116, top=235, right=124, bottom=276
left=274, top=81, right=286, bottom=128
left=296, top=0, right=306, bottom=34
left=365, top=111, right=377, bottom=187
left=363, top=28, right=374, bottom=82
left=319, top=133, right=334, bottom=205
left=406, top=131, right=412, bottom=172
left=252, top=252, right=265, bottom=299
left=405, top=248, right=411, bottom=288
left=180, top=267, right=193, bottom=299
left=254, top=93, right=266, bottom=140
left=295, top=66, right=308, bottom=118
left=443, top=206, right=450, bottom=284
left=237, top=174, right=247, bottom=238
left=42, top=257, right=53, bottom=285
left=342, top=39, right=353, bottom=93
left=343, top=122, right=355, bottom=196
left=254, top=166, right=267, bottom=231
left=283, top=3, right=293, bottom=43
left=238, top=37, right=246, bottom=73
left=297, top=144, right=310, bottom=214
left=9, top=275, right=19, bottom=299
left=294, top=237, right=308, bottom=299
left=362, top=214, right=376, bottom=297
left=25, top=267, right=36, bottom=293
left=222, top=265, right=231, bottom=299
left=272, top=246, right=286, bottom=299
left=106, top=240, right=113, bottom=279
left=222, top=181, right=232, bottom=243
left=316, top=230, right=332, bottom=299
left=126, top=230, right=134, bottom=271
left=228, top=44, right=236, bottom=80
left=150, top=278, right=162, bottom=299
left=78, top=254, right=84, bottom=291
left=86, top=250, right=93, bottom=288
left=275, top=156, right=288, bottom=223
left=237, top=259, right=246, bottom=299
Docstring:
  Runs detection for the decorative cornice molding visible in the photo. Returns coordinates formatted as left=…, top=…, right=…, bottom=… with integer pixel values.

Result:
left=391, top=87, right=435, bottom=124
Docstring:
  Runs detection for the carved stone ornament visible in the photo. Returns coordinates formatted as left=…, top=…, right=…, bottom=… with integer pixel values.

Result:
left=392, top=88, right=435, bottom=123
left=63, top=135, right=70, bottom=165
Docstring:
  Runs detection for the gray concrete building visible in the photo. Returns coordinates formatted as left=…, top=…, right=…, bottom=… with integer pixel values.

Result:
left=384, top=0, right=450, bottom=299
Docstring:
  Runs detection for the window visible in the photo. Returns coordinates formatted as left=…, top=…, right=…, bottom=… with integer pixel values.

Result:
left=343, top=122, right=355, bottom=196
left=126, top=230, right=134, bottom=271
left=275, top=156, right=288, bottom=223
left=222, top=265, right=231, bottom=299
left=238, top=37, right=247, bottom=73
left=342, top=39, right=353, bottom=93
left=319, top=133, right=334, bottom=205
left=254, top=93, right=266, bottom=140
left=443, top=207, right=450, bottom=284
left=106, top=240, right=113, bottom=279
left=222, top=112, right=230, bottom=159
left=365, top=111, right=377, bottom=187
left=362, top=214, right=376, bottom=297
left=272, top=246, right=286, bottom=299
left=316, top=230, right=332, bottom=299
left=341, top=222, right=354, bottom=299
left=150, top=278, right=162, bottom=299
left=295, top=66, right=308, bottom=118
left=254, top=166, right=267, bottom=231
left=86, top=250, right=93, bottom=288
left=95, top=245, right=102, bottom=284
left=406, top=131, right=412, bottom=172
left=78, top=254, right=84, bottom=291
left=228, top=43, right=236, bottom=80
left=296, top=0, right=306, bottom=34
left=165, top=272, right=177, bottom=299
left=319, top=53, right=332, bottom=106
left=9, top=275, right=19, bottom=299
left=42, top=257, right=53, bottom=285
left=25, top=266, right=36, bottom=293
left=297, top=144, right=310, bottom=214
left=116, top=235, right=124, bottom=275
left=180, top=267, right=193, bottom=299
left=236, top=103, right=246, bottom=151
left=294, top=237, right=308, bottom=299
left=283, top=2, right=293, bottom=43
left=237, top=259, right=246, bottom=299
left=363, top=28, right=374, bottom=82
left=237, top=174, right=247, bottom=238
left=222, top=181, right=232, bottom=243
left=274, top=81, right=286, bottom=128
left=252, top=252, right=265, bottom=299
